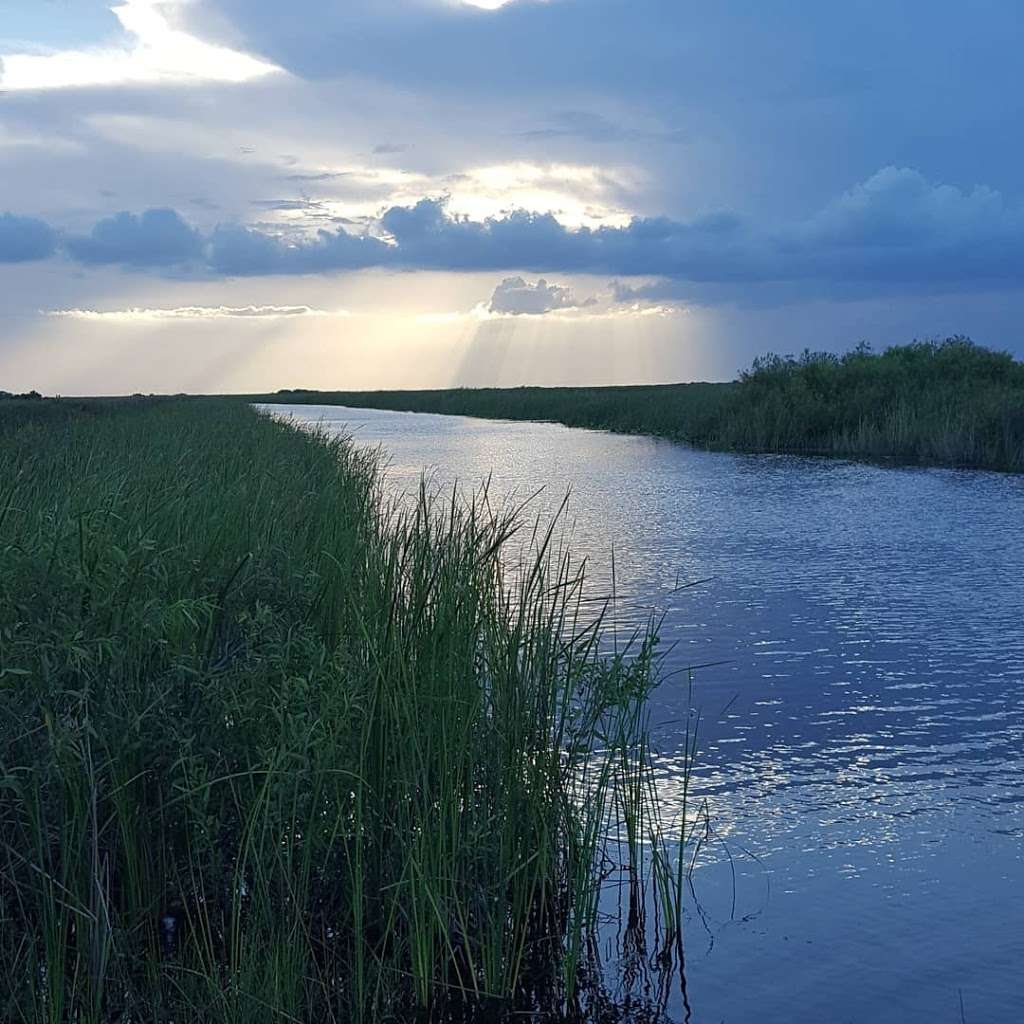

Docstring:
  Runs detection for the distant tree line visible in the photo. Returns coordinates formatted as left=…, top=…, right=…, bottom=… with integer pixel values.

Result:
left=0, top=389, right=43, bottom=400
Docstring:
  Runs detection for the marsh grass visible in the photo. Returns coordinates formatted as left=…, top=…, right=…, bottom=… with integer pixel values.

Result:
left=258, top=382, right=731, bottom=453
left=261, top=337, right=1024, bottom=472
left=0, top=399, right=687, bottom=1023
left=717, top=338, right=1024, bottom=470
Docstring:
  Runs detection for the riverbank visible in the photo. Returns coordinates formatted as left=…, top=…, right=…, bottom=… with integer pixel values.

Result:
left=260, top=338, right=1024, bottom=473
left=0, top=399, right=677, bottom=1023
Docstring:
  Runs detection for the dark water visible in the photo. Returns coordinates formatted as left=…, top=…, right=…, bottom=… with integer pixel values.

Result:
left=263, top=404, right=1024, bottom=1024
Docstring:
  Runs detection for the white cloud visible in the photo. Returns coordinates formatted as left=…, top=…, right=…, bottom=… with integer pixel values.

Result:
left=489, top=275, right=594, bottom=315
left=47, top=304, right=345, bottom=321
left=0, top=1, right=279, bottom=91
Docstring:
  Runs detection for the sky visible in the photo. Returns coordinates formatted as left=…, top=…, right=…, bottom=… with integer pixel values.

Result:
left=2, top=0, right=1023, bottom=394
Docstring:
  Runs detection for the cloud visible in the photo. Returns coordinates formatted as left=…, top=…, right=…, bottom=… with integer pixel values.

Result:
left=183, top=0, right=1021, bottom=153
left=379, top=197, right=591, bottom=271
left=66, top=208, right=204, bottom=267
left=207, top=223, right=390, bottom=275
left=376, top=168, right=1024, bottom=292
left=807, top=167, right=1010, bottom=247
left=250, top=198, right=326, bottom=212
left=7, top=167, right=1024, bottom=301
left=420, top=299, right=676, bottom=324
left=47, top=304, right=344, bottom=321
left=0, top=211, right=58, bottom=262
left=3, top=0, right=1023, bottom=377
left=488, top=276, right=595, bottom=314
left=778, top=167, right=1024, bottom=289
left=176, top=0, right=1024, bottom=259
left=0, top=0, right=278, bottom=90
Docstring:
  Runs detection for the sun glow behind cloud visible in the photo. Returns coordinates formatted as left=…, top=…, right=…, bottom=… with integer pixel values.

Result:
left=65, top=102, right=637, bottom=236
left=227, top=159, right=629, bottom=234
left=0, top=1, right=279, bottom=91
left=445, top=163, right=633, bottom=229
left=244, top=161, right=633, bottom=234
left=1, top=261, right=706, bottom=396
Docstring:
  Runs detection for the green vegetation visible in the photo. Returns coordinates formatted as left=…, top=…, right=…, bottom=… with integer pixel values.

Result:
left=0, top=399, right=686, bottom=1023
left=265, top=338, right=1024, bottom=472
left=268, top=381, right=732, bottom=450
left=722, top=338, right=1024, bottom=470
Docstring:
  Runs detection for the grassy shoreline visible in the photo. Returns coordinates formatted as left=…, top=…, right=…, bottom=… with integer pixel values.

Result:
left=258, top=338, right=1024, bottom=473
left=0, top=399, right=684, bottom=1022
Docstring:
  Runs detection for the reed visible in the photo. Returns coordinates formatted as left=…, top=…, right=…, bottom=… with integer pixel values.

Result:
left=0, top=399, right=684, bottom=1022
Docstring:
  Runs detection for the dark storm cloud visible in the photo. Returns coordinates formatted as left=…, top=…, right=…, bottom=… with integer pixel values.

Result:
left=206, top=222, right=390, bottom=275
left=65, top=208, right=204, bottom=267
left=374, top=169, right=1024, bottom=289
left=8, top=168, right=1024, bottom=298
left=0, top=212, right=57, bottom=262
left=379, top=198, right=592, bottom=272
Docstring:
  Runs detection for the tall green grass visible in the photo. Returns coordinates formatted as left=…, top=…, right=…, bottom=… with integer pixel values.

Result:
left=260, top=381, right=731, bottom=449
left=715, top=337, right=1024, bottom=469
left=260, top=337, right=1024, bottom=472
left=0, top=399, right=685, bottom=1022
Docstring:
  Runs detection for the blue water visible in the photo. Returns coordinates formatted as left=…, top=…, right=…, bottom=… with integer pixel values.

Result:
left=263, top=404, right=1024, bottom=1024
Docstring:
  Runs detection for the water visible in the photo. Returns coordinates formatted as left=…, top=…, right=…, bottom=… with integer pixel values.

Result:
left=263, top=404, right=1024, bottom=1023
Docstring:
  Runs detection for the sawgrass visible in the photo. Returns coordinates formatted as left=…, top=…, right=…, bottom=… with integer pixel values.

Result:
left=262, top=337, right=1024, bottom=472
left=0, top=398, right=685, bottom=1023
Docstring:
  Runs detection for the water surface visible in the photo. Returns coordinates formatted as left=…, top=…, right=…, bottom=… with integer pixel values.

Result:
left=264, top=403, right=1024, bottom=1024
